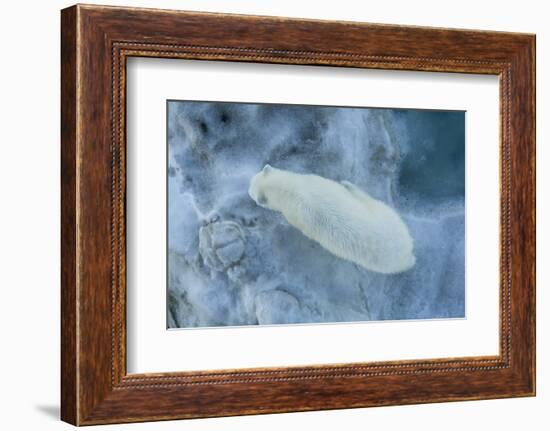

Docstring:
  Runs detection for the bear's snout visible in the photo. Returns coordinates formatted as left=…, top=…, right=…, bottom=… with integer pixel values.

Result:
left=248, top=173, right=261, bottom=204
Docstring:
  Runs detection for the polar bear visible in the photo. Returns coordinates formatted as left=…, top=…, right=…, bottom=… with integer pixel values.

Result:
left=248, top=165, right=415, bottom=274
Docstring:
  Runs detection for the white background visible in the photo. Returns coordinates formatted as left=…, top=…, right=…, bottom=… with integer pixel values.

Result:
left=127, top=59, right=499, bottom=373
left=0, top=0, right=547, bottom=430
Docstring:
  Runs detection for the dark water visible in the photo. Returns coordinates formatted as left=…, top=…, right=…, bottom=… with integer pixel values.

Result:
left=396, top=109, right=465, bottom=207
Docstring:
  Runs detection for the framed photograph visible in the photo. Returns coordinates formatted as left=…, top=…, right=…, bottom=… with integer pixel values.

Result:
left=61, top=4, right=536, bottom=425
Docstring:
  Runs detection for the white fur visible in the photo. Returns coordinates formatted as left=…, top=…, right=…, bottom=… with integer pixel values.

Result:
left=248, top=165, right=415, bottom=274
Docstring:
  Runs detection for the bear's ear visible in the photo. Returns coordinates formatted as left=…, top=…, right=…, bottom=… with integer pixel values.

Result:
left=262, top=164, right=273, bottom=174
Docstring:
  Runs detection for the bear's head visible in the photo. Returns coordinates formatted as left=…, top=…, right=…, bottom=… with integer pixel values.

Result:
left=248, top=164, right=275, bottom=209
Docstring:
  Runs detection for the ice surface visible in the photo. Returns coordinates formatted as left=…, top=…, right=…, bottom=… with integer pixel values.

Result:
left=167, top=101, right=465, bottom=328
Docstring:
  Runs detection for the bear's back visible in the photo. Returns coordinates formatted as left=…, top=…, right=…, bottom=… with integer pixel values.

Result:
left=284, top=174, right=414, bottom=273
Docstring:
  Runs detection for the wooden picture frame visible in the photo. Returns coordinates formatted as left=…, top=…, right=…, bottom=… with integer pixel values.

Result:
left=61, top=4, right=536, bottom=425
